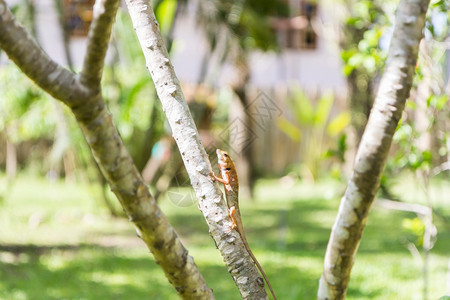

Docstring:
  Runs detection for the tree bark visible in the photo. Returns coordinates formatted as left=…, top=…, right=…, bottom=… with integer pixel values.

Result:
left=318, top=0, right=431, bottom=299
left=125, top=0, right=270, bottom=298
left=0, top=1, right=213, bottom=298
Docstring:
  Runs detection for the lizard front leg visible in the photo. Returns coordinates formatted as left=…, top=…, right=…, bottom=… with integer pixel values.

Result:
left=209, top=172, right=228, bottom=185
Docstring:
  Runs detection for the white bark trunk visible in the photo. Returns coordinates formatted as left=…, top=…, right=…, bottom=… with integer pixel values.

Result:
left=125, top=0, right=270, bottom=298
left=318, top=0, right=431, bottom=299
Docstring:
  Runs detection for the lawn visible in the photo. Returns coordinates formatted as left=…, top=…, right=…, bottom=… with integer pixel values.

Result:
left=0, top=175, right=449, bottom=299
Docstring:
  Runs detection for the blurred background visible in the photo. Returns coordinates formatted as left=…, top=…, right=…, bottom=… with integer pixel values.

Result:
left=0, top=0, right=449, bottom=299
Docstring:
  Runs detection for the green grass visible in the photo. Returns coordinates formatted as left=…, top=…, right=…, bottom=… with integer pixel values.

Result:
left=0, top=175, right=449, bottom=299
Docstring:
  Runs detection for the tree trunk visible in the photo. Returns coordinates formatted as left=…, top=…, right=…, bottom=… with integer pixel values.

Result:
left=347, top=69, right=374, bottom=142
left=318, top=0, right=431, bottom=299
left=125, top=0, right=270, bottom=297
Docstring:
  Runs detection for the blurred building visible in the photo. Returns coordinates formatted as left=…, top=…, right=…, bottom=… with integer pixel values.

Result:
left=2, top=0, right=346, bottom=93
left=172, top=0, right=346, bottom=92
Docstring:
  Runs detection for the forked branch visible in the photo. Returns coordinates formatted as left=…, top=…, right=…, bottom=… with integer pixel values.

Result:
left=80, top=0, right=121, bottom=89
left=0, top=1, right=213, bottom=298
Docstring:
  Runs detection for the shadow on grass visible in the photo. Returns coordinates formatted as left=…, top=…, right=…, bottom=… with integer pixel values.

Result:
left=2, top=187, right=449, bottom=299
left=0, top=244, right=177, bottom=300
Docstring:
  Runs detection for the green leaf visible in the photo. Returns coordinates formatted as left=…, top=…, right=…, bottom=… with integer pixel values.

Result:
left=343, top=64, right=355, bottom=76
left=363, top=28, right=381, bottom=47
left=341, top=49, right=356, bottom=62
left=358, top=39, right=370, bottom=52
left=362, top=55, right=376, bottom=73
left=422, top=150, right=432, bottom=161
left=393, top=123, right=412, bottom=142
left=426, top=94, right=433, bottom=107
left=290, top=86, right=314, bottom=125
left=405, top=100, right=417, bottom=110
left=155, top=0, right=177, bottom=36
left=327, top=112, right=351, bottom=137
left=346, top=16, right=361, bottom=26
left=435, top=95, right=448, bottom=110
left=431, top=0, right=445, bottom=7
left=337, top=134, right=347, bottom=153
left=276, top=118, right=301, bottom=142
left=348, top=53, right=365, bottom=67
left=402, top=217, right=425, bottom=244
left=314, top=92, right=334, bottom=126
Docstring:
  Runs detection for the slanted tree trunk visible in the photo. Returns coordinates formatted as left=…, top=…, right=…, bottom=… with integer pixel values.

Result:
left=318, top=0, right=431, bottom=299
left=125, top=0, right=270, bottom=298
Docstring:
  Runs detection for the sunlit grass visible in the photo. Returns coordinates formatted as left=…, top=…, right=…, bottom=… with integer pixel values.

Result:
left=0, top=174, right=449, bottom=299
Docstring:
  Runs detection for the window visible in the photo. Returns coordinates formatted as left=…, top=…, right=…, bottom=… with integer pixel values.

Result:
left=62, top=0, right=94, bottom=37
left=272, top=0, right=318, bottom=50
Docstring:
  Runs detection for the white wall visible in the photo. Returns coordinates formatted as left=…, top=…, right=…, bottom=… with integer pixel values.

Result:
left=170, top=1, right=346, bottom=91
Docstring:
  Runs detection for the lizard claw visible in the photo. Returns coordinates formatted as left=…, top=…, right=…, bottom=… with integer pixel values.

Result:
left=208, top=172, right=216, bottom=181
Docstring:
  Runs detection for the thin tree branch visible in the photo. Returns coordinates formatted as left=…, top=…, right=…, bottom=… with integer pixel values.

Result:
left=124, top=0, right=269, bottom=298
left=318, top=1, right=430, bottom=299
left=375, top=198, right=432, bottom=216
left=79, top=0, right=121, bottom=89
left=0, top=0, right=83, bottom=103
left=0, top=1, right=213, bottom=298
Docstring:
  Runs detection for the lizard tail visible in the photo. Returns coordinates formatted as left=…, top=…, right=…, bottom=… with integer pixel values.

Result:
left=246, top=245, right=277, bottom=300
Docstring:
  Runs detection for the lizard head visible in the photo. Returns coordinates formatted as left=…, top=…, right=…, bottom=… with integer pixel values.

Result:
left=216, top=149, right=233, bottom=169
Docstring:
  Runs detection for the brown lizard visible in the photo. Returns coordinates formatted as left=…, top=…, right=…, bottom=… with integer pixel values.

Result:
left=210, top=149, right=277, bottom=300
